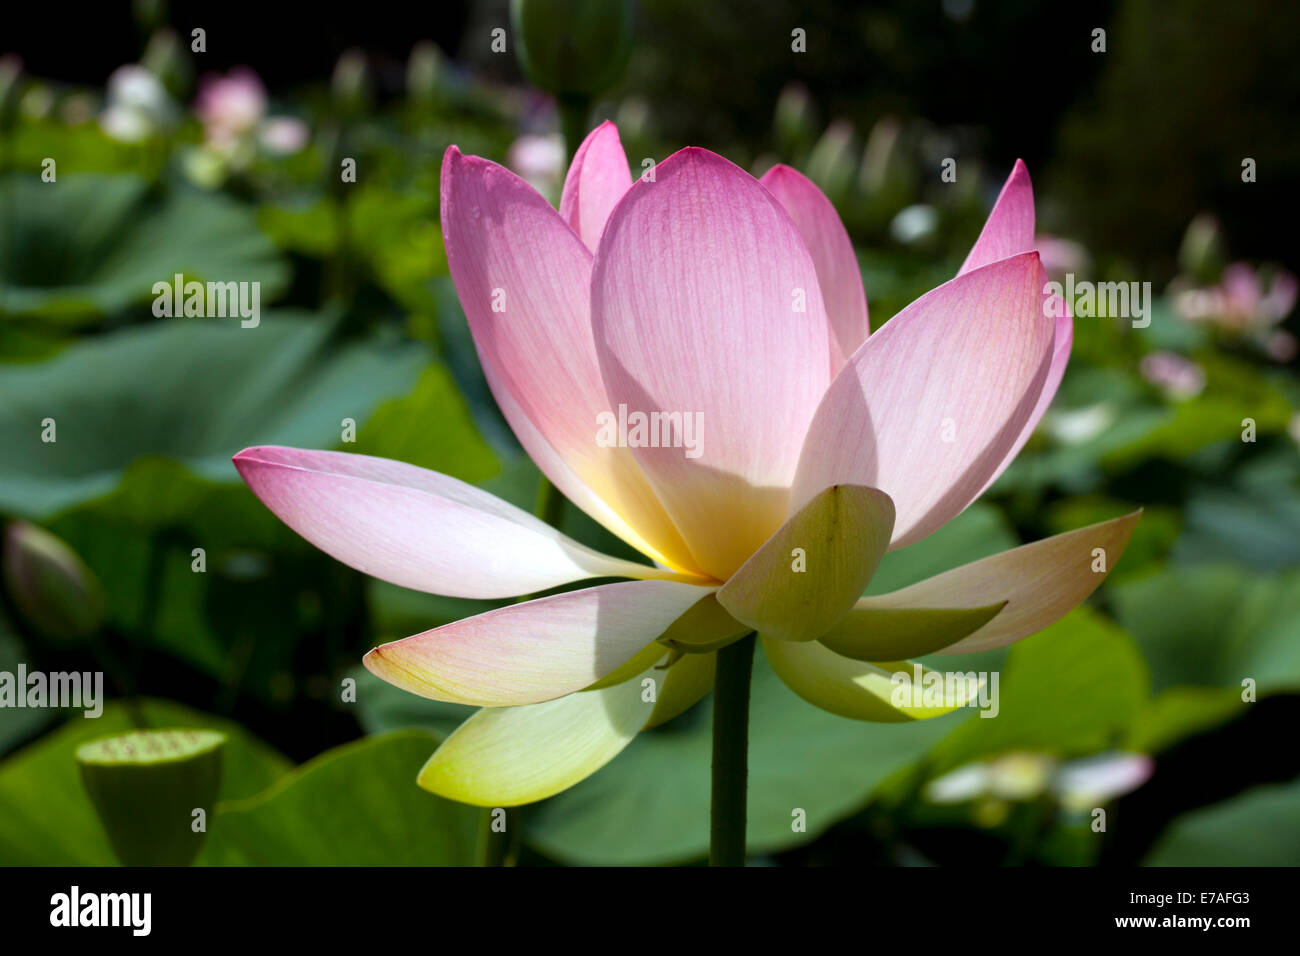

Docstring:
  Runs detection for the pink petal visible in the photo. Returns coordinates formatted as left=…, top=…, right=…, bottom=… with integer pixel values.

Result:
left=958, top=159, right=1035, bottom=275
left=857, top=511, right=1142, bottom=655
left=791, top=253, right=1056, bottom=549
left=591, top=147, right=834, bottom=579
left=958, top=160, right=1071, bottom=493
left=233, top=446, right=692, bottom=599
left=761, top=163, right=869, bottom=365
left=441, top=146, right=698, bottom=573
left=976, top=304, right=1073, bottom=498
left=560, top=121, right=634, bottom=252
left=363, top=579, right=712, bottom=706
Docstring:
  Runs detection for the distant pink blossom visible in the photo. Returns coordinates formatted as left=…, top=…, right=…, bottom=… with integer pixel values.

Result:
left=1174, top=261, right=1297, bottom=330
left=1140, top=350, right=1206, bottom=399
left=506, top=133, right=564, bottom=197
left=1034, top=234, right=1092, bottom=280
left=194, top=67, right=307, bottom=160
left=195, top=67, right=267, bottom=146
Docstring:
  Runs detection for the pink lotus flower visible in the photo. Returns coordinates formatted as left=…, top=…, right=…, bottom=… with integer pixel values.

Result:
left=234, top=123, right=1138, bottom=806
left=194, top=67, right=308, bottom=160
left=1140, top=350, right=1207, bottom=400
left=196, top=67, right=267, bottom=147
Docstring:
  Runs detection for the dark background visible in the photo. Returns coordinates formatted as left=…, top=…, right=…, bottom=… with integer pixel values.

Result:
left=10, top=0, right=1299, bottom=278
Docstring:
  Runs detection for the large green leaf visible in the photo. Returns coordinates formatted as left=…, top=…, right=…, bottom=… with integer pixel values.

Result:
left=524, top=645, right=964, bottom=865
left=1145, top=776, right=1300, bottom=866
left=1171, top=449, right=1300, bottom=571
left=1110, top=565, right=1300, bottom=693
left=0, top=699, right=289, bottom=866
left=0, top=174, right=288, bottom=321
left=0, top=312, right=427, bottom=519
left=923, top=607, right=1151, bottom=775
left=349, top=665, right=476, bottom=741
left=199, top=731, right=482, bottom=866
left=351, top=363, right=497, bottom=482
left=1124, top=686, right=1246, bottom=754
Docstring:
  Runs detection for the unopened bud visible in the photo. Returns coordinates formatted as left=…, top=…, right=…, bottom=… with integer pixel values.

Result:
left=3, top=521, right=106, bottom=643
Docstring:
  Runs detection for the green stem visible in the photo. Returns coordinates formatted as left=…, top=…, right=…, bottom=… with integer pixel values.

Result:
left=558, top=95, right=592, bottom=166
left=478, top=806, right=512, bottom=867
left=534, top=475, right=566, bottom=530
left=710, top=632, right=756, bottom=866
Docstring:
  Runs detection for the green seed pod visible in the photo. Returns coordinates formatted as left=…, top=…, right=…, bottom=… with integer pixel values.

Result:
left=77, top=729, right=226, bottom=867
left=510, top=0, right=636, bottom=100
left=2, top=521, right=106, bottom=645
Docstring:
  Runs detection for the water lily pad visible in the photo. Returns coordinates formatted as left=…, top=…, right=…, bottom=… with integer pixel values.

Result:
left=1110, top=565, right=1300, bottom=693
left=1145, top=776, right=1300, bottom=866
left=0, top=173, right=288, bottom=321
left=199, top=731, right=482, bottom=865
left=0, top=311, right=427, bottom=519
left=923, top=607, right=1151, bottom=775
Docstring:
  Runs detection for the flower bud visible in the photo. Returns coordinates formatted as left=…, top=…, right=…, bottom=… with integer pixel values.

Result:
left=1178, top=213, right=1225, bottom=284
left=407, top=40, right=445, bottom=105
left=3, top=521, right=106, bottom=643
left=806, top=119, right=856, bottom=204
left=510, top=0, right=636, bottom=100
left=331, top=49, right=371, bottom=115
left=0, top=55, right=23, bottom=131
left=142, top=28, right=192, bottom=99
left=774, top=83, right=815, bottom=156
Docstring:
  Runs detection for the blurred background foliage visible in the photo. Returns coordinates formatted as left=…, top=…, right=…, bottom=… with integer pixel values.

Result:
left=0, top=0, right=1297, bottom=866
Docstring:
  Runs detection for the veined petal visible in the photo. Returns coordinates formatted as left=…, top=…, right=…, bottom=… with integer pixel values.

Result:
left=865, top=511, right=1141, bottom=655
left=592, top=147, right=834, bottom=579
left=717, top=485, right=894, bottom=642
left=441, top=146, right=698, bottom=573
left=791, top=253, right=1055, bottom=549
left=417, top=668, right=656, bottom=806
left=761, top=163, right=869, bottom=365
left=958, top=159, right=1035, bottom=275
left=232, top=446, right=690, bottom=599
left=560, top=121, right=633, bottom=252
left=955, top=160, right=1073, bottom=495
left=820, top=602, right=1007, bottom=661
left=975, top=305, right=1073, bottom=499
left=363, top=580, right=711, bottom=706
left=764, top=638, right=978, bottom=722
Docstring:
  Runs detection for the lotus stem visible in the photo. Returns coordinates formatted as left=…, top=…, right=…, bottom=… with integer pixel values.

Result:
left=710, top=631, right=756, bottom=866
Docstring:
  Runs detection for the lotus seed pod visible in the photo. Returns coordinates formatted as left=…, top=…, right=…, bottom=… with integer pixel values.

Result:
left=77, top=729, right=226, bottom=867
